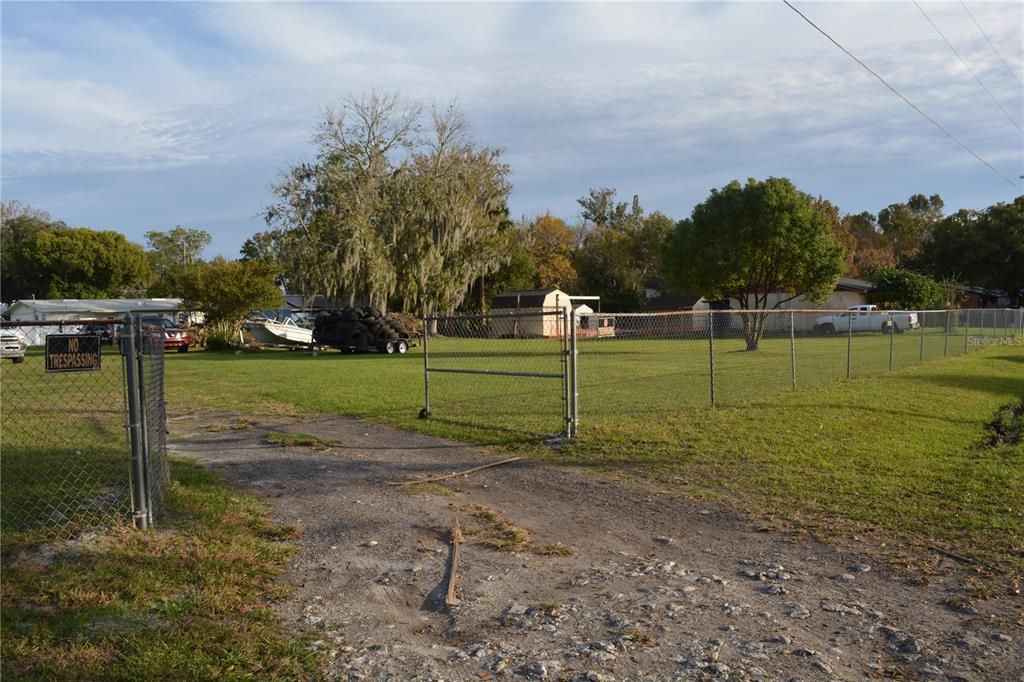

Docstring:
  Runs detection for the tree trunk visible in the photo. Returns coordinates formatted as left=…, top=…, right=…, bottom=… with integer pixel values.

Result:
left=740, top=311, right=767, bottom=351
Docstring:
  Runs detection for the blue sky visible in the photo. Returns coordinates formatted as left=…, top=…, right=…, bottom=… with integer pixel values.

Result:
left=2, top=1, right=1022, bottom=258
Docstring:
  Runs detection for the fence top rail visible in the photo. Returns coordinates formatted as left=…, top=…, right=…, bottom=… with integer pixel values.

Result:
left=424, top=309, right=567, bottom=322
left=1, top=318, right=125, bottom=327
left=606, top=307, right=1020, bottom=318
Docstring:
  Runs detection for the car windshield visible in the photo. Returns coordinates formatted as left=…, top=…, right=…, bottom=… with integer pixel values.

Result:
left=143, top=318, right=177, bottom=329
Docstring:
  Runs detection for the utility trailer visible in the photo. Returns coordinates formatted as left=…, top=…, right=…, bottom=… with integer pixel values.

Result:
left=313, top=307, right=417, bottom=354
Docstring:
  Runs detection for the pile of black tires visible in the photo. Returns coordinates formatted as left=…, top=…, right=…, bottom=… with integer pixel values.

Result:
left=313, top=307, right=414, bottom=354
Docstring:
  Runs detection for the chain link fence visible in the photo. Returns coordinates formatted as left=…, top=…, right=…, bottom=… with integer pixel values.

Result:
left=580, top=308, right=1024, bottom=409
left=0, top=316, right=169, bottom=543
left=418, top=307, right=1020, bottom=438
left=421, top=309, right=575, bottom=440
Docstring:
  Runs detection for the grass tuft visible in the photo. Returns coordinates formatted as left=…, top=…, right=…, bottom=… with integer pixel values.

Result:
left=461, top=505, right=532, bottom=553
left=264, top=431, right=334, bottom=450
left=535, top=542, right=574, bottom=557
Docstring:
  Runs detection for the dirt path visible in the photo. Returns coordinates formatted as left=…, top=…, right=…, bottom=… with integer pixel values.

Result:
left=170, top=413, right=1021, bottom=681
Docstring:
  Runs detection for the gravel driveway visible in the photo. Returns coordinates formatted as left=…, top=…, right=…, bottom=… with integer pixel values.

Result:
left=170, top=413, right=1021, bottom=681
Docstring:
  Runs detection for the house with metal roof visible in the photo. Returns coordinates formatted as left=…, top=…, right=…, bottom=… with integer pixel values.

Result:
left=3, top=298, right=185, bottom=322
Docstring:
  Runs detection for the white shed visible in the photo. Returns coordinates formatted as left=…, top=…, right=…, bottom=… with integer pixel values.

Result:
left=489, top=289, right=572, bottom=338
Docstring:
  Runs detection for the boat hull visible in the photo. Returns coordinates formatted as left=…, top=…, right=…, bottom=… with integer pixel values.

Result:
left=244, top=320, right=314, bottom=347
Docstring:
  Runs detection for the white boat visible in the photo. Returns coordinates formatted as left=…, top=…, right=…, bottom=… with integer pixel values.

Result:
left=244, top=317, right=314, bottom=347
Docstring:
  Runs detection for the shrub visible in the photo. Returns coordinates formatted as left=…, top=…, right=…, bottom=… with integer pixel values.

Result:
left=204, top=331, right=235, bottom=352
left=869, top=268, right=946, bottom=309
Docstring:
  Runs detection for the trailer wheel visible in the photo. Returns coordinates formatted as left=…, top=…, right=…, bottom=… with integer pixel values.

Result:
left=396, top=339, right=408, bottom=354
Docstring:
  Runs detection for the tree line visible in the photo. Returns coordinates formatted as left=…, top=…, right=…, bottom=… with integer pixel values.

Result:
left=2, top=94, right=1021, bottom=349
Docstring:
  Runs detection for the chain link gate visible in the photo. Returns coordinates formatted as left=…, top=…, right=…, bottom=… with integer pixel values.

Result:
left=420, top=308, right=577, bottom=440
left=0, top=314, right=169, bottom=541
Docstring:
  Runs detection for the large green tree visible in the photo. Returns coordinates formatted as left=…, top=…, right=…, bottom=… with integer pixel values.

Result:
left=877, top=193, right=944, bottom=265
left=177, top=257, right=282, bottom=342
left=1, top=214, right=151, bottom=301
left=145, top=226, right=212, bottom=295
left=918, top=196, right=1024, bottom=305
left=836, top=211, right=896, bottom=276
left=265, top=94, right=512, bottom=316
left=573, top=188, right=673, bottom=310
left=524, top=214, right=577, bottom=291
left=663, top=177, right=845, bottom=350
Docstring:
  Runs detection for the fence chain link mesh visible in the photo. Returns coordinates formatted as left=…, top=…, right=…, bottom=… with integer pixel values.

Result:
left=579, top=308, right=1023, bottom=409
left=1, top=316, right=169, bottom=542
left=419, top=307, right=1021, bottom=436
left=422, top=309, right=572, bottom=439
left=140, top=322, right=171, bottom=519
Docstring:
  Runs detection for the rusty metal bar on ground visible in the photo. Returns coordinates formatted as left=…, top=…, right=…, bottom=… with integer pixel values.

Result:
left=445, top=518, right=463, bottom=608
left=386, top=457, right=524, bottom=486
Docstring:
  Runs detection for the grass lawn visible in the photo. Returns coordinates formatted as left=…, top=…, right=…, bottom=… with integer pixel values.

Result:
left=0, top=461, right=320, bottom=680
left=0, top=352, right=133, bottom=538
left=162, top=331, right=1023, bottom=570
left=1, top=352, right=320, bottom=679
left=1, top=325, right=1019, bottom=675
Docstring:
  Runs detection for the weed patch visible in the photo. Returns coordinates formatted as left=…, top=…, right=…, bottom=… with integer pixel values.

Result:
left=265, top=431, right=335, bottom=450
left=461, top=504, right=531, bottom=553
left=982, top=400, right=1024, bottom=448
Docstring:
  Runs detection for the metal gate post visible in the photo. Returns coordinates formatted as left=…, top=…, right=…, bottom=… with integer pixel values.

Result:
left=708, top=311, right=716, bottom=407
left=919, top=313, right=925, bottom=362
left=789, top=310, right=796, bottom=389
left=570, top=307, right=578, bottom=438
left=888, top=313, right=895, bottom=371
left=958, top=307, right=966, bottom=350
left=122, top=314, right=149, bottom=529
left=135, top=322, right=154, bottom=528
left=561, top=308, right=571, bottom=438
left=846, top=314, right=853, bottom=379
left=943, top=310, right=949, bottom=356
left=420, top=317, right=431, bottom=418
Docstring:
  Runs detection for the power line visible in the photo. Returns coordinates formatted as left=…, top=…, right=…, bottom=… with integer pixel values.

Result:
left=914, top=1, right=1022, bottom=134
left=782, top=0, right=1018, bottom=189
left=959, top=0, right=1023, bottom=89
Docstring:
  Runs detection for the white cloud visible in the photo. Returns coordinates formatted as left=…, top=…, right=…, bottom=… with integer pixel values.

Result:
left=2, top=1, right=1021, bottom=254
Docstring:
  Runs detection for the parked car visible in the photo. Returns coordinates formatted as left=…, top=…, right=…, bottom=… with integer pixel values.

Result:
left=142, top=317, right=191, bottom=352
left=1, top=331, right=27, bottom=363
left=814, top=305, right=920, bottom=334
left=81, top=323, right=116, bottom=345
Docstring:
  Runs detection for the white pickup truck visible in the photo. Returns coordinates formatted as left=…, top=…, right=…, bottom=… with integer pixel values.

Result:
left=814, top=305, right=920, bottom=334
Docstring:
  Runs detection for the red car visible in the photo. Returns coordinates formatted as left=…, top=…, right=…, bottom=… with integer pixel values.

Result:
left=142, top=317, right=191, bottom=352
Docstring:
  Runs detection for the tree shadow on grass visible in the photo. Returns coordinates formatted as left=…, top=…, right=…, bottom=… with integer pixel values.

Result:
left=707, top=400, right=978, bottom=426
left=988, top=353, right=1024, bottom=365
left=901, top=373, right=1024, bottom=400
